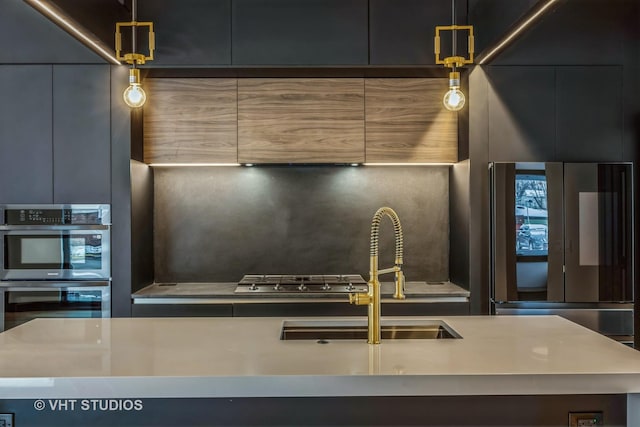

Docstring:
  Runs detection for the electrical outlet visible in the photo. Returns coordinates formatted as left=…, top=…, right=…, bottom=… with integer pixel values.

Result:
left=569, top=412, right=603, bottom=427
left=0, top=413, right=13, bottom=427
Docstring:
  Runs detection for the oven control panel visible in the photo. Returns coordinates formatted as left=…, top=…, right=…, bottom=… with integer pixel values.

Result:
left=1, top=205, right=110, bottom=226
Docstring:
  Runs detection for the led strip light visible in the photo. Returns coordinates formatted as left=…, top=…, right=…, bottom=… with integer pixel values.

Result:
left=25, top=0, right=120, bottom=65
left=478, top=0, right=559, bottom=65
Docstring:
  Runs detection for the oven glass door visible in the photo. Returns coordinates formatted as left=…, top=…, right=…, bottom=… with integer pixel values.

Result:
left=2, top=287, right=108, bottom=331
left=1, top=230, right=110, bottom=280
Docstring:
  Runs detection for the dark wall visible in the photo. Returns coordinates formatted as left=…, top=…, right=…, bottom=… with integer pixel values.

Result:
left=131, top=160, right=155, bottom=293
left=154, top=166, right=450, bottom=283
left=449, top=160, right=470, bottom=289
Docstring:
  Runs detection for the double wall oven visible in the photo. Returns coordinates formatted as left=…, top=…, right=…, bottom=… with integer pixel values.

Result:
left=0, top=205, right=111, bottom=332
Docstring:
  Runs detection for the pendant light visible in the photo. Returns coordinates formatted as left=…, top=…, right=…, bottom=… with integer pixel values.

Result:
left=434, top=0, right=474, bottom=111
left=115, top=0, right=155, bottom=108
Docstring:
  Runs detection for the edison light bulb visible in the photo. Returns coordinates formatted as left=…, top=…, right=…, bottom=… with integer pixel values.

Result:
left=123, top=84, right=147, bottom=108
left=443, top=87, right=465, bottom=111
left=123, top=68, right=146, bottom=108
left=443, top=70, right=465, bottom=111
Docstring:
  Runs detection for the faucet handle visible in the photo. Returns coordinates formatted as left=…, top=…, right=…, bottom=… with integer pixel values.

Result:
left=393, top=270, right=406, bottom=300
left=349, top=292, right=371, bottom=306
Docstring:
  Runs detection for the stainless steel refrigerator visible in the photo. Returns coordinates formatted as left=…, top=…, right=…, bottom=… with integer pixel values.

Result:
left=491, top=162, right=634, bottom=347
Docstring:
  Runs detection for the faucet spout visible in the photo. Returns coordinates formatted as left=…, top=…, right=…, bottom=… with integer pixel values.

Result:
left=349, top=207, right=405, bottom=344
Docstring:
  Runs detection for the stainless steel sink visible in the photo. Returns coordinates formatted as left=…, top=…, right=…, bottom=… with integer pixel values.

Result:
left=280, top=319, right=462, bottom=341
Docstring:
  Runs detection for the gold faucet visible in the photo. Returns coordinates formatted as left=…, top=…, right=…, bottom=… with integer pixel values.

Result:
left=349, top=207, right=405, bottom=344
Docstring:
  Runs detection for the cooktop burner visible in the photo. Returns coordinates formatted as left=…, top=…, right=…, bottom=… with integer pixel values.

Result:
left=235, top=274, right=368, bottom=295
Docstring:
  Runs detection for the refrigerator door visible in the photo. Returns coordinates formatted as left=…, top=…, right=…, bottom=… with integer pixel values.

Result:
left=491, top=162, right=564, bottom=303
left=564, top=163, right=633, bottom=303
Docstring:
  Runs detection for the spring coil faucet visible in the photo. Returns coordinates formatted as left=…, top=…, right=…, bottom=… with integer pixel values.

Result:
left=350, top=207, right=406, bottom=344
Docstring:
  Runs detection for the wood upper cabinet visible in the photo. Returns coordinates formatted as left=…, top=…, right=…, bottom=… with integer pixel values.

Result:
left=364, top=78, right=458, bottom=163
left=142, top=77, right=458, bottom=164
left=143, top=78, right=238, bottom=164
left=238, top=78, right=365, bottom=163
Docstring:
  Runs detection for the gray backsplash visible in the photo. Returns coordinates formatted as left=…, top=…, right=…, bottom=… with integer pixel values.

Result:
left=154, top=166, right=449, bottom=282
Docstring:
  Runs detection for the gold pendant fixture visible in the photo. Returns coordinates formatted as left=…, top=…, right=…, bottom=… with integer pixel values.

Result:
left=434, top=1, right=474, bottom=112
left=115, top=0, right=155, bottom=108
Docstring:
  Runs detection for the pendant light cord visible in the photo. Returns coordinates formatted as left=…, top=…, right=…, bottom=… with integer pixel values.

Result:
left=451, top=0, right=456, bottom=72
left=131, top=0, right=137, bottom=68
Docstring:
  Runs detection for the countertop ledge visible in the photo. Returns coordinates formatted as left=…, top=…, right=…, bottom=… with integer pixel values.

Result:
left=131, top=281, right=470, bottom=301
left=1, top=316, right=640, bottom=399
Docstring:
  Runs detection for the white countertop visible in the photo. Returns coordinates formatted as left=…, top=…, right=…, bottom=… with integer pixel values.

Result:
left=1, top=315, right=640, bottom=399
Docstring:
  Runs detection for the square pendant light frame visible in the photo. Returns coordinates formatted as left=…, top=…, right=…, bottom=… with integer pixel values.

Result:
left=115, top=21, right=155, bottom=65
left=434, top=24, right=475, bottom=69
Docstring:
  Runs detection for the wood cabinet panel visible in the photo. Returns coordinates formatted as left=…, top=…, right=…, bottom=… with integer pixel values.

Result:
left=365, top=79, right=458, bottom=163
left=238, top=78, right=365, bottom=163
left=143, top=78, right=238, bottom=164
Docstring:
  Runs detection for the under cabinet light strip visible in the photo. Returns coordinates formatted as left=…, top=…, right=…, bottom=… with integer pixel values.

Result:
left=149, top=163, right=454, bottom=167
left=363, top=163, right=455, bottom=166
left=25, top=0, right=120, bottom=65
left=477, top=0, right=559, bottom=65
left=149, top=163, right=243, bottom=167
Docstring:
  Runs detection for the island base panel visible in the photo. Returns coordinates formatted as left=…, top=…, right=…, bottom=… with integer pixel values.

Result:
left=0, top=394, right=625, bottom=426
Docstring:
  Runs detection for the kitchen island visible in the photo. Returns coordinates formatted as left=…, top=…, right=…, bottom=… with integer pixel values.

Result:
left=0, top=315, right=639, bottom=426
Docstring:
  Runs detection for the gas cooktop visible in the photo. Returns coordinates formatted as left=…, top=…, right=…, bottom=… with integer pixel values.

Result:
left=234, top=274, right=368, bottom=295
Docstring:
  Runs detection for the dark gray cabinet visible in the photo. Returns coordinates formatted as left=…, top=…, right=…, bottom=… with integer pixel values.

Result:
left=131, top=301, right=469, bottom=317
left=138, top=0, right=231, bottom=66
left=0, top=65, right=111, bottom=205
left=132, top=303, right=233, bottom=317
left=369, top=0, right=466, bottom=65
left=485, top=65, right=624, bottom=163
left=487, top=66, right=556, bottom=161
left=232, top=0, right=368, bottom=65
left=0, top=65, right=53, bottom=204
left=556, top=66, right=623, bottom=162
left=53, top=65, right=111, bottom=203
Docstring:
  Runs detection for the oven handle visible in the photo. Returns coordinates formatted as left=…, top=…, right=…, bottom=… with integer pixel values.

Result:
left=0, top=225, right=109, bottom=230
left=0, top=281, right=110, bottom=288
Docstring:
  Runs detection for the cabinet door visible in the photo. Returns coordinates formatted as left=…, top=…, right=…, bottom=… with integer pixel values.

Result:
left=138, top=0, right=231, bottom=65
left=370, top=0, right=466, bottom=65
left=238, top=78, right=365, bottom=163
left=53, top=65, right=111, bottom=203
left=487, top=66, right=556, bottom=161
left=232, top=0, right=368, bottom=65
left=564, top=163, right=632, bottom=302
left=143, top=78, right=238, bottom=164
left=365, top=78, right=457, bottom=163
left=0, top=65, right=53, bottom=204
left=556, top=66, right=623, bottom=161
